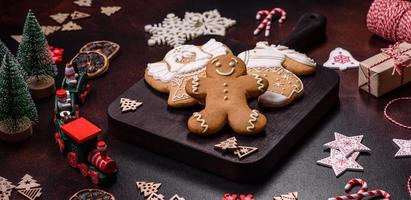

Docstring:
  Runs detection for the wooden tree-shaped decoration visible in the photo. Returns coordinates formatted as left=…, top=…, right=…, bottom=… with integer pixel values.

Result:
left=120, top=98, right=142, bottom=112
left=214, top=137, right=238, bottom=152
left=15, top=174, right=42, bottom=200
left=0, top=52, right=38, bottom=143
left=136, top=181, right=161, bottom=197
left=233, top=146, right=258, bottom=159
left=0, top=176, right=15, bottom=200
left=17, top=10, right=57, bottom=99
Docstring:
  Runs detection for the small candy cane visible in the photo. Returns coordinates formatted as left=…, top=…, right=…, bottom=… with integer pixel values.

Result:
left=344, top=178, right=368, bottom=193
left=254, top=7, right=287, bottom=37
left=408, top=176, right=411, bottom=197
left=329, top=178, right=391, bottom=200
left=384, top=97, right=411, bottom=129
left=329, top=189, right=391, bottom=200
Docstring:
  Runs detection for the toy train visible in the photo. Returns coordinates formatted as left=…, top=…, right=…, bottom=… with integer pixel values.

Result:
left=53, top=63, right=118, bottom=185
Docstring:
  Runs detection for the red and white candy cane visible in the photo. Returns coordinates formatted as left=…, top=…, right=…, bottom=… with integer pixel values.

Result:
left=345, top=178, right=368, bottom=193
left=408, top=176, right=411, bottom=197
left=384, top=97, right=411, bottom=129
left=329, top=189, right=391, bottom=200
left=254, top=8, right=287, bottom=37
left=329, top=178, right=391, bottom=200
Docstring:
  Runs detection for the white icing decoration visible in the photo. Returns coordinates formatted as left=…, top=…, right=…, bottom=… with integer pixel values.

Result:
left=192, top=76, right=200, bottom=94
left=252, top=74, right=265, bottom=92
left=184, top=9, right=236, bottom=36
left=193, top=112, right=208, bottom=133
left=238, top=41, right=316, bottom=68
left=246, top=110, right=259, bottom=132
left=216, top=68, right=235, bottom=76
left=238, top=42, right=285, bottom=68
left=147, top=39, right=228, bottom=83
left=273, top=45, right=316, bottom=66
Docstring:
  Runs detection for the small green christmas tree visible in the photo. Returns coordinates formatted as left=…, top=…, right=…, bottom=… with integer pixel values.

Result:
left=17, top=10, right=57, bottom=79
left=0, top=52, right=38, bottom=132
left=0, top=39, right=26, bottom=78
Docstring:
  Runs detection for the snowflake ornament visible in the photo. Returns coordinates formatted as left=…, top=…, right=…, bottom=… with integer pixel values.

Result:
left=393, top=138, right=411, bottom=158
left=184, top=9, right=236, bottom=36
left=145, top=13, right=199, bottom=47
left=317, top=149, right=364, bottom=177
left=323, top=47, right=359, bottom=70
left=323, top=132, right=371, bottom=157
left=145, top=10, right=236, bottom=47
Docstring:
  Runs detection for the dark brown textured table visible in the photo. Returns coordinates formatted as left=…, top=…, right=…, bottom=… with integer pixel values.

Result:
left=0, top=0, right=410, bottom=199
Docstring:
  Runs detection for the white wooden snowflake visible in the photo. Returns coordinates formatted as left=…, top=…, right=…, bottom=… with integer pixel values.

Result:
left=145, top=13, right=199, bottom=47
left=184, top=9, right=236, bottom=36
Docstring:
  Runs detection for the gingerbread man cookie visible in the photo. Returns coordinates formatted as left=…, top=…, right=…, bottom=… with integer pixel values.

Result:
left=238, top=42, right=304, bottom=108
left=185, top=55, right=269, bottom=135
left=145, top=39, right=232, bottom=107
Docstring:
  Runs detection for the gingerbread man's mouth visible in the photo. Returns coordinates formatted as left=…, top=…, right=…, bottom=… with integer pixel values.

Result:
left=216, top=68, right=235, bottom=76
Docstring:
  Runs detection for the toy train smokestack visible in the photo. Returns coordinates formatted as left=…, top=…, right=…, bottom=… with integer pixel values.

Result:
left=88, top=141, right=118, bottom=174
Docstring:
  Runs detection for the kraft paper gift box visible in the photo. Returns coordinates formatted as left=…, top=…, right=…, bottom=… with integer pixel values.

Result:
left=359, top=42, right=411, bottom=97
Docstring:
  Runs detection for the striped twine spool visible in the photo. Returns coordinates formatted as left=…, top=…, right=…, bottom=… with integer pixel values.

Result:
left=367, top=0, right=411, bottom=43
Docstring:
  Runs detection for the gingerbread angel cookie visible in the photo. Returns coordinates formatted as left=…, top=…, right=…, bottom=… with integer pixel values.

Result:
left=145, top=39, right=232, bottom=107
left=238, top=42, right=304, bottom=108
left=185, top=55, right=269, bottom=135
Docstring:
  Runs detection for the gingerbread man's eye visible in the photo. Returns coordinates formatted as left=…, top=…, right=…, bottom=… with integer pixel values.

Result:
left=228, top=61, right=236, bottom=67
left=211, top=59, right=222, bottom=67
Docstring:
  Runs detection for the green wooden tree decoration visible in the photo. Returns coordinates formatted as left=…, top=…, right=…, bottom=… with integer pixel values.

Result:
left=17, top=10, right=57, bottom=79
left=0, top=52, right=38, bottom=132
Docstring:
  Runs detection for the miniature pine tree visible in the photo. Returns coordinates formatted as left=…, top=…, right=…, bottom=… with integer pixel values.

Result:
left=0, top=39, right=26, bottom=78
left=17, top=10, right=57, bottom=79
left=0, top=52, right=38, bottom=132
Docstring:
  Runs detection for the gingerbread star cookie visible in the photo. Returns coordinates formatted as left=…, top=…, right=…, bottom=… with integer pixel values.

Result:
left=145, top=38, right=232, bottom=107
left=238, top=42, right=304, bottom=108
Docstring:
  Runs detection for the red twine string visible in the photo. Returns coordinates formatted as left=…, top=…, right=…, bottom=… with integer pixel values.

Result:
left=384, top=97, right=411, bottom=129
left=408, top=176, right=411, bottom=197
left=367, top=0, right=411, bottom=43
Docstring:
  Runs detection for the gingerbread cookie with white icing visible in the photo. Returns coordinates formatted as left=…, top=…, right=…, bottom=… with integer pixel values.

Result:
left=274, top=44, right=316, bottom=76
left=185, top=55, right=269, bottom=135
left=238, top=42, right=304, bottom=108
left=145, top=39, right=232, bottom=107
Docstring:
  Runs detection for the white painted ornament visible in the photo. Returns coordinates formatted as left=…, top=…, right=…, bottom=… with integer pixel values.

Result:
left=323, top=47, right=359, bottom=70
left=70, top=11, right=90, bottom=20
left=136, top=181, right=161, bottom=197
left=184, top=9, right=236, bottom=36
left=15, top=174, right=42, bottom=200
left=170, top=194, right=186, bottom=200
left=323, top=132, right=371, bottom=157
left=101, top=6, right=121, bottom=16
left=317, top=149, right=364, bottom=177
left=73, top=0, right=92, bottom=7
left=393, top=138, right=411, bottom=158
left=145, top=10, right=235, bottom=47
left=120, top=98, right=142, bottom=112
left=0, top=176, right=15, bottom=200
left=50, top=13, right=69, bottom=24
left=61, top=21, right=82, bottom=31
left=145, top=13, right=198, bottom=47
left=148, top=193, right=165, bottom=200
left=10, top=35, right=22, bottom=43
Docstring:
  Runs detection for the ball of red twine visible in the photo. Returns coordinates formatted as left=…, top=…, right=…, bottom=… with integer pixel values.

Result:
left=367, top=0, right=411, bottom=43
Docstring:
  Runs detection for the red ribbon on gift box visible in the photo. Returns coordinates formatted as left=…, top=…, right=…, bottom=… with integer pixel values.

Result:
left=364, top=42, right=411, bottom=93
left=381, top=42, right=411, bottom=76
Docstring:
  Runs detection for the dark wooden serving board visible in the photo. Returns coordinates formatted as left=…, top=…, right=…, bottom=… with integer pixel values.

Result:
left=107, top=66, right=339, bottom=181
left=107, top=13, right=339, bottom=181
